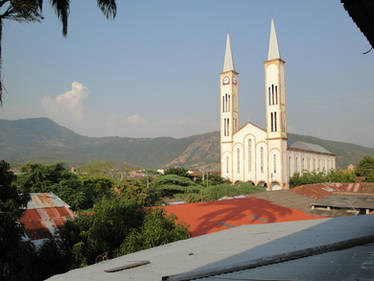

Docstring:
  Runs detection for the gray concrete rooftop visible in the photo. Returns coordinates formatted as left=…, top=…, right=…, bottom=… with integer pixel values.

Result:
left=47, top=215, right=374, bottom=281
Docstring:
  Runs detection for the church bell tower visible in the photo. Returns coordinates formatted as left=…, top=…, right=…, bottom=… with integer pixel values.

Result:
left=265, top=19, right=288, bottom=190
left=220, top=34, right=239, bottom=179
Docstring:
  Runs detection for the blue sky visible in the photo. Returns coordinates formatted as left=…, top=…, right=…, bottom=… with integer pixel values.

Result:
left=1, top=1, right=373, bottom=147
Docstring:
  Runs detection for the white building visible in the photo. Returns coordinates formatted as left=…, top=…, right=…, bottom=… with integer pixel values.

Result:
left=220, top=20, right=336, bottom=190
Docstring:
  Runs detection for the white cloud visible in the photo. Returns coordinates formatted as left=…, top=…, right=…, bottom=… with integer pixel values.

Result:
left=42, top=82, right=89, bottom=122
left=127, top=114, right=148, bottom=125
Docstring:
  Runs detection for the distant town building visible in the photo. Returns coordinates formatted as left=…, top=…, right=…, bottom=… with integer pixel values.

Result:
left=220, top=20, right=336, bottom=190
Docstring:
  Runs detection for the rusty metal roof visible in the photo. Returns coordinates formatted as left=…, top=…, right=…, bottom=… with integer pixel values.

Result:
left=20, top=193, right=74, bottom=241
left=291, top=183, right=374, bottom=200
left=27, top=192, right=71, bottom=209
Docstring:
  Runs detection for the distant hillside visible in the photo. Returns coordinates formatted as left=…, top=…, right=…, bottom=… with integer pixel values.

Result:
left=1, top=118, right=373, bottom=170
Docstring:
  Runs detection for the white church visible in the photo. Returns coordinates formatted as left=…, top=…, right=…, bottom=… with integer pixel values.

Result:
left=220, top=20, right=336, bottom=190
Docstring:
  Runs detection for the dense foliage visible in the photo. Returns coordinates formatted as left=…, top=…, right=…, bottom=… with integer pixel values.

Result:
left=355, top=155, right=374, bottom=182
left=55, top=197, right=190, bottom=269
left=289, top=170, right=355, bottom=188
left=17, top=162, right=113, bottom=210
left=0, top=160, right=35, bottom=281
left=152, top=174, right=202, bottom=197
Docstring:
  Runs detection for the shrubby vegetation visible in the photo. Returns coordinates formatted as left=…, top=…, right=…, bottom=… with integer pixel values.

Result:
left=17, top=162, right=113, bottom=210
left=355, top=155, right=374, bottom=182
left=289, top=170, right=356, bottom=188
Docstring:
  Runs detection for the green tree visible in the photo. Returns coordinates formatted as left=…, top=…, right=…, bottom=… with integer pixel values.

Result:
left=0, top=160, right=36, bottom=281
left=116, top=179, right=159, bottom=206
left=55, top=195, right=189, bottom=269
left=0, top=0, right=117, bottom=104
left=151, top=174, right=202, bottom=197
left=355, top=155, right=374, bottom=182
left=164, top=167, right=190, bottom=178
left=17, top=162, right=111, bottom=210
left=118, top=208, right=190, bottom=255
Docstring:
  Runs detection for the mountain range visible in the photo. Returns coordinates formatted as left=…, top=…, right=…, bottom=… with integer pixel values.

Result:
left=1, top=117, right=373, bottom=170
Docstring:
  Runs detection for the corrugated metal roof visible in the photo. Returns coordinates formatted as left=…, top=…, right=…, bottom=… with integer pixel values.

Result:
left=20, top=193, right=74, bottom=241
left=27, top=192, right=71, bottom=209
left=287, top=140, right=332, bottom=154
left=291, top=183, right=371, bottom=200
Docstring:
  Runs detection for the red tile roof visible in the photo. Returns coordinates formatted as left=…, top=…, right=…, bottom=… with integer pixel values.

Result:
left=162, top=197, right=326, bottom=237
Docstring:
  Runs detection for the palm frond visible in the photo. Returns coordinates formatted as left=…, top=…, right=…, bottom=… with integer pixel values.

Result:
left=49, top=0, right=70, bottom=36
left=97, top=0, right=116, bottom=19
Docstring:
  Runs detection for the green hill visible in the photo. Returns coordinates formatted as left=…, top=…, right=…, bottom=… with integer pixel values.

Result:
left=0, top=118, right=373, bottom=170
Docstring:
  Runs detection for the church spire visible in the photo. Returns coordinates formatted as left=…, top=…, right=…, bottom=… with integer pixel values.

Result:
left=223, top=33, right=235, bottom=72
left=267, top=19, right=281, bottom=60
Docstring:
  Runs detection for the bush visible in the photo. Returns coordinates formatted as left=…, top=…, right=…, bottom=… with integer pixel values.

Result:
left=289, top=170, right=355, bottom=188
left=185, top=193, right=201, bottom=203
left=151, top=174, right=202, bottom=197
left=201, top=182, right=264, bottom=201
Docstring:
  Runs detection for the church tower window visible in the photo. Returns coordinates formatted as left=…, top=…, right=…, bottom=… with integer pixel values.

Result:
left=274, top=112, right=277, bottom=131
left=271, top=113, right=273, bottom=132
left=248, top=139, right=252, bottom=172
left=272, top=84, right=274, bottom=104
left=275, top=85, right=278, bottom=104
left=268, top=87, right=271, bottom=105
left=226, top=156, right=229, bottom=174
left=227, top=118, right=229, bottom=135
left=222, top=96, right=225, bottom=112
left=228, top=95, right=230, bottom=112
left=224, top=118, right=226, bottom=136
left=301, top=156, right=304, bottom=173
left=274, top=154, right=277, bottom=173
left=260, top=147, right=264, bottom=173
left=237, top=148, right=240, bottom=173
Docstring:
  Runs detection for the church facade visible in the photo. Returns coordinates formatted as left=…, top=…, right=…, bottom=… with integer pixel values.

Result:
left=220, top=20, right=336, bottom=190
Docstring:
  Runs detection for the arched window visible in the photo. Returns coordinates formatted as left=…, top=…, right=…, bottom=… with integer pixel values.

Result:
left=260, top=147, right=264, bottom=173
left=272, top=84, right=274, bottom=104
left=228, top=95, right=230, bottom=112
left=271, top=113, right=273, bottom=132
left=222, top=96, right=225, bottom=112
left=225, top=94, right=228, bottom=112
left=248, top=139, right=252, bottom=172
left=237, top=148, right=240, bottom=173
left=275, top=85, right=278, bottom=104
left=227, top=118, right=229, bottom=136
left=224, top=118, right=226, bottom=136
left=274, top=112, right=277, bottom=132
left=226, top=156, right=229, bottom=174
left=273, top=154, right=276, bottom=173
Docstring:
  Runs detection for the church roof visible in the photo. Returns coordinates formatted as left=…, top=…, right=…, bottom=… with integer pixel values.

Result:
left=222, top=34, right=235, bottom=72
left=267, top=19, right=281, bottom=60
left=288, top=141, right=333, bottom=155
